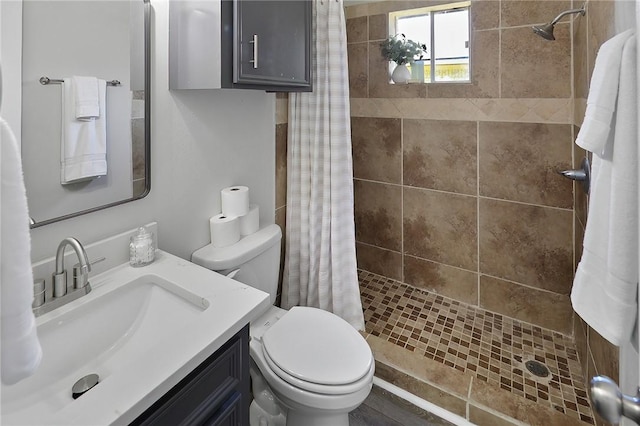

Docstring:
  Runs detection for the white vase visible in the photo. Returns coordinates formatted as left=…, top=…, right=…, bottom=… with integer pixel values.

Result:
left=391, top=64, right=411, bottom=84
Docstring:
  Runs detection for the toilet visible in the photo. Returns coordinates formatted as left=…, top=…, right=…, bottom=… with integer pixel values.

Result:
left=191, top=224, right=374, bottom=426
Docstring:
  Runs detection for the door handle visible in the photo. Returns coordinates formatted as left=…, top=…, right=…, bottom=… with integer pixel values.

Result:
left=591, top=376, right=640, bottom=425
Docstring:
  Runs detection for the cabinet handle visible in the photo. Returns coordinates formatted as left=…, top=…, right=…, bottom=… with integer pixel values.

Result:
left=249, top=34, right=258, bottom=69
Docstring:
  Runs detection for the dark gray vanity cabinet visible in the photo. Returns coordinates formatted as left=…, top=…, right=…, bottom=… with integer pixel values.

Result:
left=131, top=325, right=250, bottom=426
left=169, top=0, right=311, bottom=92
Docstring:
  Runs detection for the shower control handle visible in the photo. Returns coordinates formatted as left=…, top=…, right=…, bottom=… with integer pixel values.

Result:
left=559, top=169, right=586, bottom=180
left=558, top=156, right=590, bottom=195
left=590, top=376, right=640, bottom=425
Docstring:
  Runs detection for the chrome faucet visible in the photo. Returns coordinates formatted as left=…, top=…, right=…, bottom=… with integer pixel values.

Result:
left=33, top=237, right=98, bottom=317
left=53, top=237, right=91, bottom=297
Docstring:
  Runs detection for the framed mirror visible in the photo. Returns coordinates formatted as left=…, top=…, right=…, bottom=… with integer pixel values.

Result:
left=20, top=0, right=150, bottom=228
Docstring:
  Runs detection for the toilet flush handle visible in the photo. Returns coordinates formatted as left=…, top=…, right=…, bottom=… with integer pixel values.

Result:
left=226, top=269, right=240, bottom=280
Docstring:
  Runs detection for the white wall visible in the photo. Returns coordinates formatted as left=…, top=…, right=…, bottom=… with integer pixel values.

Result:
left=29, top=0, right=276, bottom=264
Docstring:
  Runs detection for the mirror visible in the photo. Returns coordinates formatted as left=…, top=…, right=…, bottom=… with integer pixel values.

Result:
left=20, top=0, right=150, bottom=228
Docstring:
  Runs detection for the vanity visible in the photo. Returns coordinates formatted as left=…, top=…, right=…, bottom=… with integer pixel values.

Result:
left=1, top=224, right=270, bottom=425
left=2, top=1, right=276, bottom=423
left=131, top=325, right=249, bottom=425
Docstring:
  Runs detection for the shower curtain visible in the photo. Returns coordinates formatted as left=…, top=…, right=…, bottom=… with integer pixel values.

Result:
left=282, top=0, right=365, bottom=330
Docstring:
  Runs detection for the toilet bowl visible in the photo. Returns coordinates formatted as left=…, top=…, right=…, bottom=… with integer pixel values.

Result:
left=191, top=224, right=374, bottom=426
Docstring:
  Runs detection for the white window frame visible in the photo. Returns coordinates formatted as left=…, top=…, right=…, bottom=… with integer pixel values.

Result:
left=390, top=1, right=472, bottom=84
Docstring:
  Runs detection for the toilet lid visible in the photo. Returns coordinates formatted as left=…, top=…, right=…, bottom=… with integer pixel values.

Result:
left=262, top=307, right=373, bottom=386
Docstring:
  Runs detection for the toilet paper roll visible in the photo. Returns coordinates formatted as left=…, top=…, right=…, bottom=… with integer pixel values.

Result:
left=221, top=186, right=250, bottom=217
left=239, top=204, right=260, bottom=236
left=209, top=214, right=240, bottom=247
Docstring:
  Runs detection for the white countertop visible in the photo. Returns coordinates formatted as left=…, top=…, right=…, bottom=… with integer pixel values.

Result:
left=2, top=249, right=270, bottom=425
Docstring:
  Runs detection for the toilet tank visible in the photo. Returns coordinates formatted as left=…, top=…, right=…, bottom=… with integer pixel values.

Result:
left=191, top=224, right=282, bottom=305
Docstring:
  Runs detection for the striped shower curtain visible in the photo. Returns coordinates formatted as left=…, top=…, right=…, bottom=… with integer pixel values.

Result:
left=282, top=0, right=365, bottom=330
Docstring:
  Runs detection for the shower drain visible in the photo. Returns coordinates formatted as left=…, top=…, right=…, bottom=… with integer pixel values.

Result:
left=525, top=360, right=550, bottom=378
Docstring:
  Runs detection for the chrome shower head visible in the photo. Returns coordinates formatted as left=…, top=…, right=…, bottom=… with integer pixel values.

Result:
left=532, top=6, right=585, bottom=40
left=532, top=22, right=556, bottom=40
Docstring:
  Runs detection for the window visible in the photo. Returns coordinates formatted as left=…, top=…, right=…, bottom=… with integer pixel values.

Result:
left=390, top=2, right=471, bottom=83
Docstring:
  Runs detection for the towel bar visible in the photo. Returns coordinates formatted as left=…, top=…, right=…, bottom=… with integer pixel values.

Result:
left=39, top=76, right=121, bottom=86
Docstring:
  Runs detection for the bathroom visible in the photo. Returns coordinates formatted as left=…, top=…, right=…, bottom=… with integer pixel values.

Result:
left=0, top=0, right=638, bottom=425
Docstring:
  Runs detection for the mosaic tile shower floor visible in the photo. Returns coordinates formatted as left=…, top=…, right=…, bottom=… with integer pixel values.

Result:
left=359, top=270, right=595, bottom=425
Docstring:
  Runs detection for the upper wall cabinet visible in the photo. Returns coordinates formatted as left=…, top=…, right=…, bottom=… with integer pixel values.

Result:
left=169, top=0, right=312, bottom=92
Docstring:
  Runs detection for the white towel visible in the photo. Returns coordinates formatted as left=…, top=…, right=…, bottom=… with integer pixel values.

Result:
left=72, top=76, right=100, bottom=121
left=571, top=33, right=638, bottom=347
left=0, top=116, right=43, bottom=385
left=576, top=29, right=634, bottom=155
left=61, top=77, right=107, bottom=184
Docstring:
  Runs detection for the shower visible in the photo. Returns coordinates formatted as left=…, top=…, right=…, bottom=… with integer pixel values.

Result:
left=532, top=6, right=586, bottom=40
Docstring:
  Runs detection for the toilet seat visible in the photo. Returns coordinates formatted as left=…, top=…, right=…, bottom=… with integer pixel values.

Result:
left=261, top=345, right=375, bottom=395
left=261, top=306, right=373, bottom=395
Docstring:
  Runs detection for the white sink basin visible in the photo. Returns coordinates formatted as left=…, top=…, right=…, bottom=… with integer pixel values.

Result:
left=1, top=250, right=270, bottom=425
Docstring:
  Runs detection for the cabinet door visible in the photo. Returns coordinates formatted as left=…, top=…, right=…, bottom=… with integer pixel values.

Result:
left=130, top=326, right=250, bottom=426
left=234, top=1, right=311, bottom=89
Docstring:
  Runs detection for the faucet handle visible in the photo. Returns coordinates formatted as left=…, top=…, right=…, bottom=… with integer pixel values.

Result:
left=32, top=279, right=46, bottom=308
left=73, top=257, right=105, bottom=289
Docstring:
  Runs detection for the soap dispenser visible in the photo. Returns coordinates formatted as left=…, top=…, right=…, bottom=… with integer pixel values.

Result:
left=129, top=226, right=155, bottom=267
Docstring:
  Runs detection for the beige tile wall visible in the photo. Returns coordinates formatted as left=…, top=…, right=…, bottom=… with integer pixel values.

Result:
left=348, top=0, right=620, bottom=390
left=347, top=0, right=577, bottom=335
left=275, top=92, right=288, bottom=300
left=275, top=0, right=620, bottom=407
left=132, top=90, right=146, bottom=197
left=348, top=4, right=621, bottom=390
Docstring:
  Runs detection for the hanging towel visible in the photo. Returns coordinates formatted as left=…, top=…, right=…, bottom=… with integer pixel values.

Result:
left=571, top=32, right=638, bottom=347
left=0, top=116, right=43, bottom=385
left=72, top=76, right=100, bottom=121
left=61, top=77, right=107, bottom=184
left=576, top=29, right=634, bottom=155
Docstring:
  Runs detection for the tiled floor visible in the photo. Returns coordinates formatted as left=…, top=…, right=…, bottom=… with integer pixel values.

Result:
left=359, top=270, right=596, bottom=425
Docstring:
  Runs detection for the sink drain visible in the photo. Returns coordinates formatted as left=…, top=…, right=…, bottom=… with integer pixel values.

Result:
left=525, top=360, right=550, bottom=378
left=72, top=374, right=99, bottom=399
